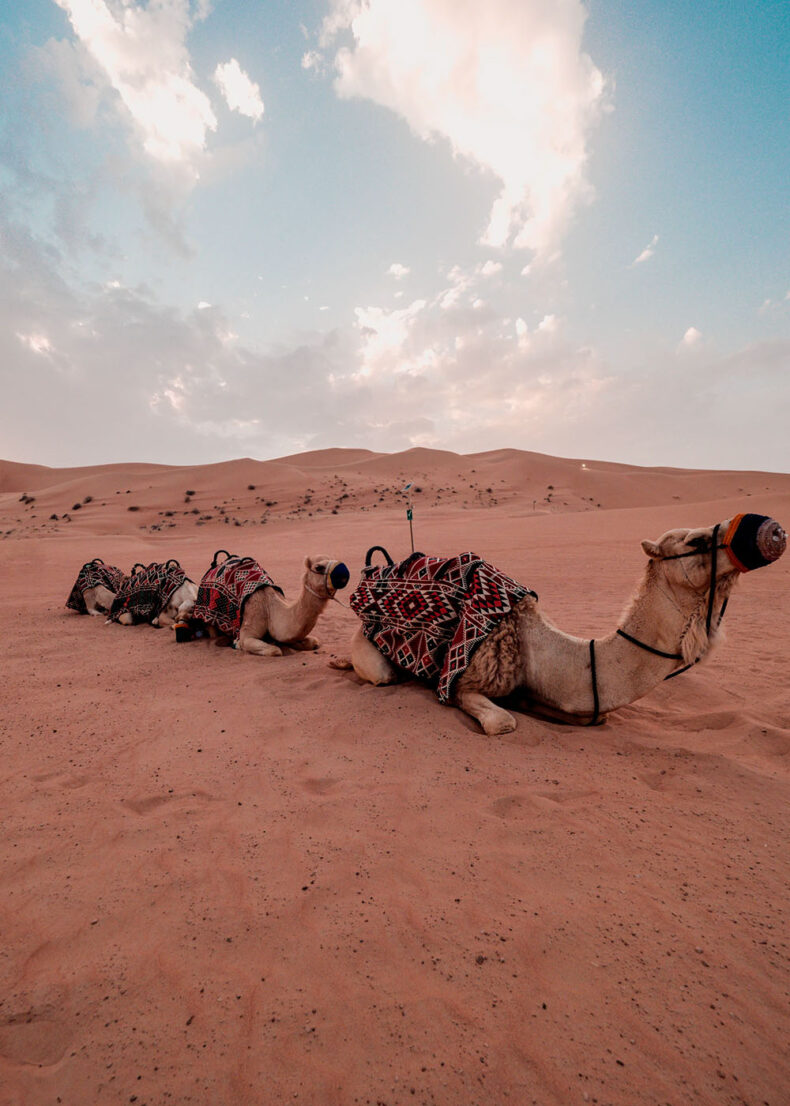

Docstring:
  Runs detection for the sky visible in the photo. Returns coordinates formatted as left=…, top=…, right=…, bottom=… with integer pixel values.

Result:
left=0, top=0, right=788, bottom=471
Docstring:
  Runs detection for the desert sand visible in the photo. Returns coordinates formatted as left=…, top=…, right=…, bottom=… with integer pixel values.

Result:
left=1, top=446, right=788, bottom=1106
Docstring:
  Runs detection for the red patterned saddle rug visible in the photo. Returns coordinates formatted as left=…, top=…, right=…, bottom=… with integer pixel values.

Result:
left=109, top=560, right=190, bottom=624
left=194, top=554, right=283, bottom=639
left=350, top=550, right=536, bottom=702
left=66, top=559, right=127, bottom=614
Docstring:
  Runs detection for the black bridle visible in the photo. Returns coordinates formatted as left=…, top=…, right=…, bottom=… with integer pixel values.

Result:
left=588, top=524, right=729, bottom=724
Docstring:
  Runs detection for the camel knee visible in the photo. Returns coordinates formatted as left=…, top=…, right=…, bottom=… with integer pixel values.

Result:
left=454, top=690, right=516, bottom=735
left=350, top=629, right=399, bottom=686
left=237, top=635, right=283, bottom=657
left=116, top=611, right=134, bottom=626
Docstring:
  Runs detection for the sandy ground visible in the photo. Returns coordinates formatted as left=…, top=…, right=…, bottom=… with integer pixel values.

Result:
left=1, top=447, right=789, bottom=1106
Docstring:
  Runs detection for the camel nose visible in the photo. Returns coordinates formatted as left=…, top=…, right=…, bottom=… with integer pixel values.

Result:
left=329, top=562, right=350, bottom=591
left=757, top=518, right=786, bottom=563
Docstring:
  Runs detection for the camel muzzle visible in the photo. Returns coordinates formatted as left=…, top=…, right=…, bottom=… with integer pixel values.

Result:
left=723, top=514, right=786, bottom=572
left=328, top=562, right=350, bottom=592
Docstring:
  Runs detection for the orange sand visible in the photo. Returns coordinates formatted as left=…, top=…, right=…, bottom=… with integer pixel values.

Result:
left=1, top=447, right=788, bottom=1106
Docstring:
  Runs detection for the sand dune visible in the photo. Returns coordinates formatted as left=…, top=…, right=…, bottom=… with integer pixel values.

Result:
left=1, top=447, right=788, bottom=1105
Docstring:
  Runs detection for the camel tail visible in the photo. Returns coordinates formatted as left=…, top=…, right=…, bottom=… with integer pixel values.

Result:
left=328, top=655, right=353, bottom=670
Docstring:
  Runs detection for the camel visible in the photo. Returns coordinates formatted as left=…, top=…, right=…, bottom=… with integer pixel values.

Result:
left=66, top=559, right=127, bottom=616
left=109, top=560, right=197, bottom=628
left=192, top=551, right=349, bottom=655
left=330, top=513, right=786, bottom=734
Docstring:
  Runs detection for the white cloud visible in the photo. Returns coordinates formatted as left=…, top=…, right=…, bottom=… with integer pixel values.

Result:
left=54, top=0, right=216, bottom=176
left=478, top=260, right=502, bottom=278
left=318, top=0, right=607, bottom=257
left=17, top=332, right=53, bottom=355
left=3, top=218, right=786, bottom=472
left=630, top=233, right=659, bottom=267
left=214, top=59, right=264, bottom=122
left=680, top=326, right=703, bottom=349
left=387, top=262, right=411, bottom=279
left=301, top=50, right=323, bottom=72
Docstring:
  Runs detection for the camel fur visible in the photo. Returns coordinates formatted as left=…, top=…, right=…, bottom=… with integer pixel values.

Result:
left=331, top=517, right=784, bottom=735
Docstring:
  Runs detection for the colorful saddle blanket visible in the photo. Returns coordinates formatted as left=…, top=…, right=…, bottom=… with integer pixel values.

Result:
left=66, top=559, right=127, bottom=614
left=194, top=556, right=283, bottom=639
left=350, top=551, right=536, bottom=702
left=109, top=560, right=189, bottom=624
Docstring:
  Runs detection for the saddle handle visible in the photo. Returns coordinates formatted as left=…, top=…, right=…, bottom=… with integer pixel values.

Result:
left=130, top=562, right=147, bottom=575
left=164, top=558, right=182, bottom=571
left=364, top=545, right=394, bottom=567
left=211, top=549, right=235, bottom=567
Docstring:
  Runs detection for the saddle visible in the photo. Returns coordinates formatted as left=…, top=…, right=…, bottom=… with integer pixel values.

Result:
left=108, top=559, right=190, bottom=624
left=350, top=547, right=536, bottom=702
left=193, top=550, right=283, bottom=639
left=66, top=559, right=127, bottom=614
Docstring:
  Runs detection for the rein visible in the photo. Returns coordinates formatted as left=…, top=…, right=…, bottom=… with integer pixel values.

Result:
left=587, top=525, right=728, bottom=725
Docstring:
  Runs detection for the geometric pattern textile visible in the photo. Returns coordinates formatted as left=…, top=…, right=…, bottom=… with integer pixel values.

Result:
left=193, top=556, right=283, bottom=640
left=66, top=559, right=127, bottom=614
left=349, top=551, right=536, bottom=702
left=108, top=560, right=189, bottom=624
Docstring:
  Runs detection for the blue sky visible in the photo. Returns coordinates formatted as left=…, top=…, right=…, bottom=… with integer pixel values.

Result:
left=0, top=0, right=787, bottom=470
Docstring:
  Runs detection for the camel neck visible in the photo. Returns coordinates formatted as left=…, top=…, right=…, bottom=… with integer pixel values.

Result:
left=517, top=576, right=702, bottom=719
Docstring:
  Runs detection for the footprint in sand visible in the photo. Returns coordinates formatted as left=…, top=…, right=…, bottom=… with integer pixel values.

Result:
left=122, top=790, right=213, bottom=815
left=31, top=771, right=90, bottom=790
left=675, top=710, right=737, bottom=732
left=0, top=1008, right=71, bottom=1067
left=303, top=776, right=339, bottom=795
left=490, top=789, right=596, bottom=817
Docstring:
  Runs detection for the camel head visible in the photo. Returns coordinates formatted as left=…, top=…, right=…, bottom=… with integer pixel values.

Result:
left=640, top=514, right=786, bottom=663
left=641, top=514, right=786, bottom=579
left=303, top=555, right=350, bottom=599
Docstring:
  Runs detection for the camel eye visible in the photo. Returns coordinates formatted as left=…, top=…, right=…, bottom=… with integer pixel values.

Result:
left=686, top=535, right=708, bottom=551
left=314, top=564, right=326, bottom=574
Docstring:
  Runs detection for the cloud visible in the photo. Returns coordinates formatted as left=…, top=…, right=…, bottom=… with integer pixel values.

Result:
left=53, top=0, right=216, bottom=178
left=317, top=0, right=608, bottom=257
left=214, top=59, right=264, bottom=122
left=2, top=215, right=787, bottom=472
left=630, top=233, right=659, bottom=267
left=679, top=326, right=703, bottom=350
left=387, top=262, right=410, bottom=279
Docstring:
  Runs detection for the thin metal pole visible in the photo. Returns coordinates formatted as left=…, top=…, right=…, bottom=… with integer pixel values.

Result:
left=404, top=482, right=414, bottom=553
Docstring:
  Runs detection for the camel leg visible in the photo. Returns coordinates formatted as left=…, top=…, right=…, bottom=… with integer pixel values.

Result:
left=236, top=632, right=283, bottom=657
left=452, top=689, right=517, bottom=735
left=349, top=628, right=400, bottom=685
left=116, top=611, right=134, bottom=626
left=287, top=636, right=320, bottom=651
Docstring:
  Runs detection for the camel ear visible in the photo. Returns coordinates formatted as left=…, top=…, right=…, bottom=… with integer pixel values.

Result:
left=641, top=539, right=662, bottom=558
left=304, top=555, right=312, bottom=569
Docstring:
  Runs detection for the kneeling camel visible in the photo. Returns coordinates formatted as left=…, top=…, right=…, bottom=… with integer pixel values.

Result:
left=192, top=550, right=349, bottom=655
left=331, top=513, right=786, bottom=734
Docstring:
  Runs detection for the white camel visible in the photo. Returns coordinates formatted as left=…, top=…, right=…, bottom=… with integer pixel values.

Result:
left=193, top=552, right=349, bottom=656
left=332, top=514, right=786, bottom=734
